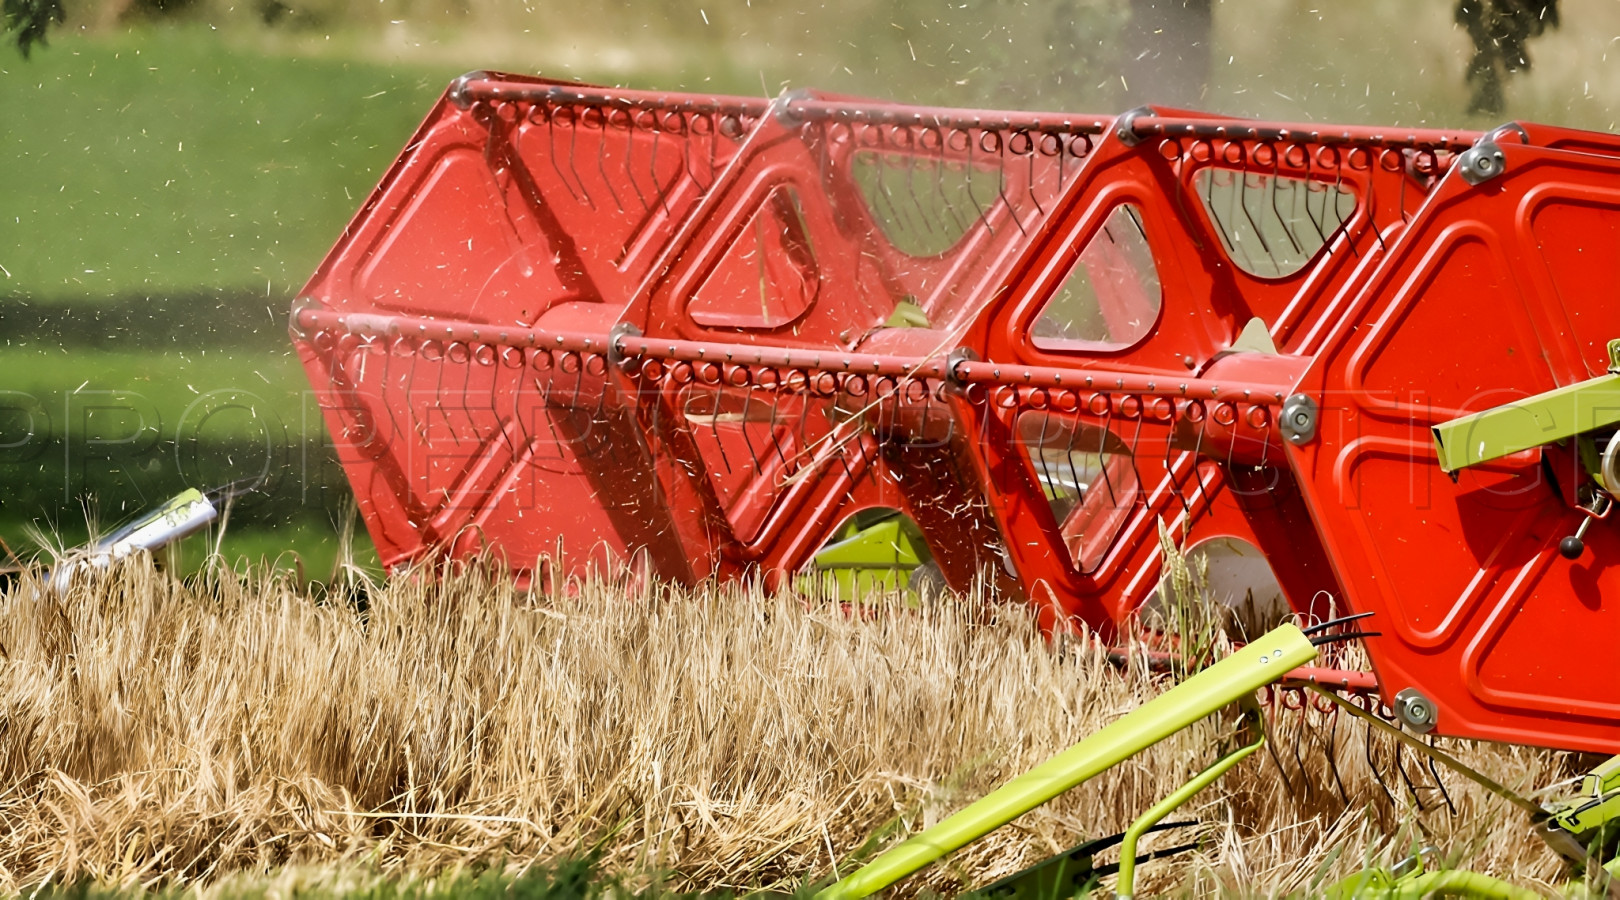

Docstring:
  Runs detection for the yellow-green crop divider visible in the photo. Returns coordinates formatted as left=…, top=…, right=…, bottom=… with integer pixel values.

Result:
left=815, top=624, right=1317, bottom=899
left=1432, top=338, right=1620, bottom=476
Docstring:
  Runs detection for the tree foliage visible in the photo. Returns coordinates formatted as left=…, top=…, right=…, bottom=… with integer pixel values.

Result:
left=1456, top=0, right=1560, bottom=115
left=2, top=0, right=64, bottom=58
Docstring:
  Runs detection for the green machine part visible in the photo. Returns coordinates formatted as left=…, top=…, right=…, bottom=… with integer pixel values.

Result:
left=815, top=624, right=1318, bottom=900
left=1432, top=339, right=1620, bottom=477
left=807, top=512, right=930, bottom=598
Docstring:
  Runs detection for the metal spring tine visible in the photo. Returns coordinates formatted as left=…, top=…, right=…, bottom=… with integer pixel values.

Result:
left=566, top=109, right=595, bottom=210
left=1325, top=701, right=1352, bottom=806
left=887, top=146, right=927, bottom=245
left=649, top=125, right=674, bottom=216
left=623, top=114, right=650, bottom=214
left=569, top=355, right=587, bottom=411
left=1201, top=168, right=1241, bottom=263
left=494, top=357, right=520, bottom=459
left=1301, top=161, right=1331, bottom=249
left=1024, top=135, right=1046, bottom=218
left=1427, top=736, right=1458, bottom=816
left=1268, top=154, right=1305, bottom=257
left=461, top=343, right=481, bottom=447
left=1365, top=712, right=1400, bottom=819
left=938, top=137, right=973, bottom=238
left=683, top=115, right=707, bottom=192
left=911, top=151, right=953, bottom=249
left=866, top=154, right=912, bottom=247
left=1399, top=151, right=1412, bottom=223
left=1124, top=405, right=1148, bottom=505
left=994, top=142, right=1029, bottom=237
left=739, top=385, right=763, bottom=475
left=1237, top=168, right=1278, bottom=276
left=1063, top=411, right=1085, bottom=509
left=1222, top=166, right=1257, bottom=272
left=1163, top=408, right=1193, bottom=520
left=509, top=358, right=533, bottom=447
left=1032, top=410, right=1056, bottom=506
left=546, top=109, right=585, bottom=205
left=1262, top=702, right=1298, bottom=795
left=1179, top=400, right=1212, bottom=517
left=708, top=384, right=732, bottom=475
left=1393, top=740, right=1429, bottom=812
left=1364, top=159, right=1387, bottom=253
left=964, top=132, right=995, bottom=236
left=1096, top=406, right=1118, bottom=509
left=767, top=389, right=792, bottom=474
left=431, top=344, right=458, bottom=447
left=1331, top=164, right=1360, bottom=260
left=377, top=341, right=410, bottom=452
left=589, top=111, right=625, bottom=213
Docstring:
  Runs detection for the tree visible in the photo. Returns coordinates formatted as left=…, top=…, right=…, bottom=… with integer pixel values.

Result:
left=3, top=0, right=64, bottom=57
left=1455, top=0, right=1560, bottom=116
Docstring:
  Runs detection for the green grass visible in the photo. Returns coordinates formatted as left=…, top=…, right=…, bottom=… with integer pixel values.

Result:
left=0, top=27, right=462, bottom=301
left=0, top=346, right=311, bottom=436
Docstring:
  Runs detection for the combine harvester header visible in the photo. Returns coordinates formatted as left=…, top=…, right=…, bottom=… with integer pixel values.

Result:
left=292, top=72, right=1620, bottom=892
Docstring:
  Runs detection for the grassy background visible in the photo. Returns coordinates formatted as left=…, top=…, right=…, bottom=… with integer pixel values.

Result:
left=6, top=1, right=1620, bottom=574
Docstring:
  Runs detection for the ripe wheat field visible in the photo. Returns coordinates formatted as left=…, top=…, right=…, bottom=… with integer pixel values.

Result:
left=0, top=550, right=1589, bottom=897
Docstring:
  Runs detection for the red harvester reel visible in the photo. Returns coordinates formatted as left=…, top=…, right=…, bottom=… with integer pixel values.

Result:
left=293, top=73, right=1620, bottom=754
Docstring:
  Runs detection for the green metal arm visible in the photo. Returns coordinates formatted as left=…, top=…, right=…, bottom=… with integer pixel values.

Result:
left=1114, top=705, right=1265, bottom=899
left=1432, top=339, right=1620, bottom=475
left=814, top=625, right=1317, bottom=900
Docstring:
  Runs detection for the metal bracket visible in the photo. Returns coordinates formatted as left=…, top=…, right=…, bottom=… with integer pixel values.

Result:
left=607, top=321, right=642, bottom=367
left=1394, top=687, right=1438, bottom=734
left=1280, top=394, right=1318, bottom=446
left=1114, top=106, right=1153, bottom=147
left=1457, top=138, right=1506, bottom=185
left=449, top=71, right=488, bottom=110
left=287, top=296, right=320, bottom=341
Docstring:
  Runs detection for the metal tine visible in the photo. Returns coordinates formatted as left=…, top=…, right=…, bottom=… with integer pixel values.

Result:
left=936, top=133, right=974, bottom=238
left=1330, top=162, right=1360, bottom=260
left=1095, top=405, right=1118, bottom=510
left=1188, top=404, right=1213, bottom=516
left=1365, top=708, right=1401, bottom=819
left=1222, top=165, right=1258, bottom=273
left=1235, top=161, right=1279, bottom=276
left=432, top=343, right=458, bottom=447
left=587, top=108, right=626, bottom=214
left=460, top=343, right=482, bottom=447
left=649, top=125, right=674, bottom=216
left=1162, top=405, right=1193, bottom=520
left=887, top=142, right=935, bottom=246
left=911, top=150, right=955, bottom=249
left=766, top=389, right=792, bottom=476
left=737, top=385, right=763, bottom=476
left=1123, top=403, right=1149, bottom=508
left=1268, top=151, right=1305, bottom=257
left=373, top=340, right=408, bottom=453
left=1393, top=740, right=1430, bottom=812
left=1202, top=167, right=1247, bottom=269
left=706, top=384, right=733, bottom=475
left=1262, top=696, right=1299, bottom=795
left=1300, top=154, right=1331, bottom=249
left=965, top=131, right=996, bottom=237
left=622, top=112, right=651, bottom=214
left=994, top=135, right=1029, bottom=237
left=1427, top=736, right=1458, bottom=816
left=546, top=107, right=586, bottom=205
left=566, top=108, right=595, bottom=210
left=1063, top=410, right=1085, bottom=514
left=1362, top=149, right=1388, bottom=253
left=1024, top=133, right=1046, bottom=218
left=1031, top=410, right=1057, bottom=511
left=1324, top=701, right=1352, bottom=806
